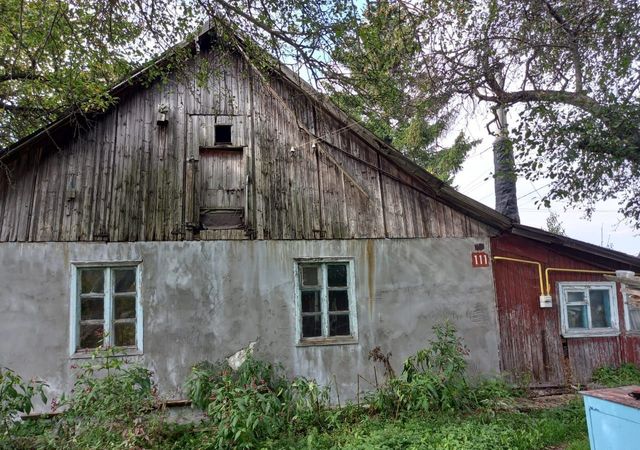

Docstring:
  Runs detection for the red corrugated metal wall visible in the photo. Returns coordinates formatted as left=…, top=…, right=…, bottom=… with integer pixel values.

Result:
left=491, top=234, right=638, bottom=386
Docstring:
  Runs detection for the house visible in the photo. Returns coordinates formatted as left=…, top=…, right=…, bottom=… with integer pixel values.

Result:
left=0, top=22, right=638, bottom=407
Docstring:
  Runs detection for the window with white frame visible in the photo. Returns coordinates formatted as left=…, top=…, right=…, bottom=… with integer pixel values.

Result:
left=559, top=282, right=619, bottom=337
left=295, top=259, right=357, bottom=344
left=623, top=285, right=640, bottom=332
left=71, top=264, right=142, bottom=353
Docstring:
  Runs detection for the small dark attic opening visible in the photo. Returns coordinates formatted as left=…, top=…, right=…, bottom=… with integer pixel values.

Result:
left=215, top=124, right=232, bottom=145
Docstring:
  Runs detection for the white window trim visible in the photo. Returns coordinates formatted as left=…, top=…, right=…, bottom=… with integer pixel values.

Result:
left=558, top=281, right=619, bottom=338
left=69, top=261, right=143, bottom=356
left=294, top=257, right=358, bottom=346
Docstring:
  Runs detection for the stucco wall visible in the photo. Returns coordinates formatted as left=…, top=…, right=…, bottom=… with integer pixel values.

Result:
left=0, top=238, right=500, bottom=407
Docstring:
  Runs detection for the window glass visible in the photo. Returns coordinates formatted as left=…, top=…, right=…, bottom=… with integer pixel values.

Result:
left=328, top=264, right=347, bottom=287
left=81, top=269, right=104, bottom=294
left=329, top=314, right=350, bottom=336
left=589, top=289, right=611, bottom=328
left=80, top=324, right=104, bottom=349
left=114, top=269, right=136, bottom=293
left=302, top=315, right=322, bottom=338
left=329, top=290, right=349, bottom=311
left=114, top=322, right=136, bottom=347
left=114, top=296, right=136, bottom=319
left=80, top=298, right=104, bottom=320
left=301, top=266, right=319, bottom=287
left=567, top=305, right=588, bottom=329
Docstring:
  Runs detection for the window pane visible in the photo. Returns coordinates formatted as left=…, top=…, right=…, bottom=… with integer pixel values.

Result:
left=567, top=305, right=588, bottom=329
left=301, top=291, right=320, bottom=313
left=328, top=264, right=347, bottom=287
left=329, top=290, right=349, bottom=311
left=302, top=315, right=322, bottom=337
left=114, top=322, right=136, bottom=347
left=629, top=305, right=640, bottom=331
left=329, top=314, right=350, bottom=336
left=566, top=291, right=586, bottom=304
left=79, top=324, right=103, bottom=349
left=114, top=269, right=136, bottom=293
left=301, top=266, right=319, bottom=287
left=80, top=297, right=104, bottom=320
left=81, top=269, right=104, bottom=294
left=115, top=295, right=136, bottom=319
left=590, top=289, right=611, bottom=328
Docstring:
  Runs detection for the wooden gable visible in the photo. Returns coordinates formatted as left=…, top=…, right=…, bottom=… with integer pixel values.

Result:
left=0, top=42, right=498, bottom=242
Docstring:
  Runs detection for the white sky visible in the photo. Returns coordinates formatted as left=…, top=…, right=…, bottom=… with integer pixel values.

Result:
left=452, top=115, right=640, bottom=257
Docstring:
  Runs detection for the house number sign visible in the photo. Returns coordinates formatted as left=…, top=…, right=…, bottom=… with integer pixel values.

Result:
left=471, top=252, right=490, bottom=268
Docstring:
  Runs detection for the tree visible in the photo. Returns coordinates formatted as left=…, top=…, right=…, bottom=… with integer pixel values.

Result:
left=0, top=0, right=199, bottom=148
left=545, top=210, right=566, bottom=235
left=395, top=0, right=640, bottom=226
left=328, top=0, right=475, bottom=182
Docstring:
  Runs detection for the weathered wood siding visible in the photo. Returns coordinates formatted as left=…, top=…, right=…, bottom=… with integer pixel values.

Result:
left=492, top=234, right=639, bottom=386
left=0, top=47, right=491, bottom=242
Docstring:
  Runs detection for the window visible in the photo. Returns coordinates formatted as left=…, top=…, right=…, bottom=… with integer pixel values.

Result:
left=623, top=285, right=640, bottom=332
left=214, top=124, right=232, bottom=145
left=559, top=282, right=619, bottom=337
left=295, top=259, right=357, bottom=344
left=70, top=264, right=142, bottom=354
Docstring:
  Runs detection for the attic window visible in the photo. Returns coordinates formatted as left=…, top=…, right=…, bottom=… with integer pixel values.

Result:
left=215, top=124, right=232, bottom=145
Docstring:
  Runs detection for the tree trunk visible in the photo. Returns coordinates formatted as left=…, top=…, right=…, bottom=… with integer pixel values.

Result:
left=493, top=105, right=520, bottom=222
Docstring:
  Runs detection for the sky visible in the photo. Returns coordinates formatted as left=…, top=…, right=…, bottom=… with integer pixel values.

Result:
left=452, top=116, right=640, bottom=257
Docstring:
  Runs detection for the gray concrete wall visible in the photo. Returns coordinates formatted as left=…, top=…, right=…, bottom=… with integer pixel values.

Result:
left=0, top=238, right=500, bottom=408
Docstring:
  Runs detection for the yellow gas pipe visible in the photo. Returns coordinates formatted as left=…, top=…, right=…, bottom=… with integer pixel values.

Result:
left=493, top=256, right=544, bottom=296
left=544, top=268, right=616, bottom=296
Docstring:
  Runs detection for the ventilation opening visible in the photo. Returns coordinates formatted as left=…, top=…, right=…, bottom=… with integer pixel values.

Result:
left=215, top=124, right=232, bottom=145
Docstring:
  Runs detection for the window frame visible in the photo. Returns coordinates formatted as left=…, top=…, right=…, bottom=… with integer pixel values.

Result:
left=293, top=258, right=357, bottom=346
left=69, top=261, right=143, bottom=356
left=558, top=281, right=619, bottom=338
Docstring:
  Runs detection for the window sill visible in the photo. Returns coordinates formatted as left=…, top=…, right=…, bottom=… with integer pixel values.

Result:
left=69, top=347, right=143, bottom=359
left=562, top=331, right=620, bottom=339
left=296, top=337, right=358, bottom=347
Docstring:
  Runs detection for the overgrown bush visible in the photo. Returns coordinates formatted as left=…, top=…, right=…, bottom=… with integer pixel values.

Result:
left=367, top=322, right=477, bottom=417
left=367, top=322, right=522, bottom=418
left=185, top=356, right=338, bottom=449
left=0, top=368, right=47, bottom=446
left=592, top=363, right=640, bottom=387
left=53, top=347, right=165, bottom=449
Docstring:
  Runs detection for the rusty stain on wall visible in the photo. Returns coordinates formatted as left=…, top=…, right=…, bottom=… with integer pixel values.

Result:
left=366, top=239, right=375, bottom=318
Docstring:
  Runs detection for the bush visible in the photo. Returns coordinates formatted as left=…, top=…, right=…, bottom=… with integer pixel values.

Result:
left=367, top=321, right=476, bottom=417
left=53, top=347, right=165, bottom=449
left=185, top=356, right=337, bottom=449
left=592, top=363, right=640, bottom=387
left=0, top=368, right=47, bottom=446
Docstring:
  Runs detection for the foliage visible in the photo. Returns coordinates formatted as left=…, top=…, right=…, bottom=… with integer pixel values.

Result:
left=185, top=356, right=339, bottom=449
left=592, top=363, right=640, bottom=387
left=391, top=0, right=640, bottom=225
left=545, top=210, right=567, bottom=236
left=52, top=346, right=165, bottom=449
left=0, top=368, right=47, bottom=441
left=367, top=322, right=477, bottom=417
left=268, top=400, right=587, bottom=450
left=329, top=0, right=476, bottom=182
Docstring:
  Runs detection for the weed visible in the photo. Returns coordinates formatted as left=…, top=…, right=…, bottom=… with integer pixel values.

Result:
left=0, top=367, right=47, bottom=448
left=592, top=363, right=640, bottom=387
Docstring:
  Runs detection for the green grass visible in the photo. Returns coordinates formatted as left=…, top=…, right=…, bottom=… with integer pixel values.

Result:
left=592, top=363, right=640, bottom=387
left=264, top=400, right=589, bottom=450
left=3, top=400, right=589, bottom=450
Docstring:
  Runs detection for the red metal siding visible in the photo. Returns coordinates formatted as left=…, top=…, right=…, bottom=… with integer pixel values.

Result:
left=492, top=234, right=639, bottom=386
